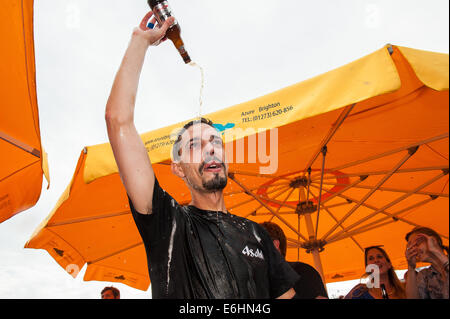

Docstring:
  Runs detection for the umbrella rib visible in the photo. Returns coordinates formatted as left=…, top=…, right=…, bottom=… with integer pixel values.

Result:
left=256, top=185, right=291, bottom=200
left=424, top=143, right=449, bottom=161
left=242, top=186, right=297, bottom=217
left=311, top=183, right=430, bottom=238
left=312, top=182, right=448, bottom=244
left=315, top=146, right=328, bottom=238
left=229, top=185, right=290, bottom=212
left=228, top=169, right=292, bottom=181
left=286, top=237, right=302, bottom=247
left=0, top=130, right=41, bottom=158
left=253, top=211, right=297, bottom=217
left=47, top=210, right=131, bottom=227
left=327, top=170, right=449, bottom=241
left=302, top=104, right=355, bottom=174
left=441, top=177, right=449, bottom=194
left=321, top=147, right=419, bottom=241
left=297, top=187, right=303, bottom=260
left=320, top=175, right=369, bottom=205
left=45, top=227, right=87, bottom=267
left=311, top=165, right=450, bottom=181
left=327, top=196, right=441, bottom=244
left=256, top=195, right=298, bottom=209
left=274, top=187, right=297, bottom=220
left=87, top=242, right=143, bottom=265
left=0, top=159, right=40, bottom=183
left=224, top=181, right=290, bottom=197
left=314, top=181, right=449, bottom=197
left=323, top=201, right=354, bottom=209
left=310, top=133, right=449, bottom=180
left=229, top=174, right=307, bottom=241
left=245, top=186, right=295, bottom=218
left=323, top=205, right=364, bottom=252
left=308, top=188, right=364, bottom=252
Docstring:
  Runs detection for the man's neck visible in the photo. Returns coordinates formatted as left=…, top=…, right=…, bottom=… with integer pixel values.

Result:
left=189, top=190, right=227, bottom=212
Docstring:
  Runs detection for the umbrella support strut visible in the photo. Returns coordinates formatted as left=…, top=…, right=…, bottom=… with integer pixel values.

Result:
left=229, top=173, right=308, bottom=241
left=304, top=212, right=327, bottom=291
left=0, top=130, right=41, bottom=157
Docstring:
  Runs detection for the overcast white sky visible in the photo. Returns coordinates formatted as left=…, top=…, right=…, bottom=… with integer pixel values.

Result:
left=0, top=0, right=448, bottom=299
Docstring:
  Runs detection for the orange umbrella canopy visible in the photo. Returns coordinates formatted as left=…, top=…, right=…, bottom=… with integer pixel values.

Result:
left=26, top=45, right=448, bottom=290
left=0, top=0, right=49, bottom=223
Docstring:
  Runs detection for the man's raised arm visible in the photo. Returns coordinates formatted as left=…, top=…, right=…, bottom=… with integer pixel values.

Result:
left=105, top=14, right=174, bottom=215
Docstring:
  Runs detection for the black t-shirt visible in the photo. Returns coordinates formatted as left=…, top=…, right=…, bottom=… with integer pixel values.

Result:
left=289, top=261, right=328, bottom=299
left=129, top=178, right=299, bottom=299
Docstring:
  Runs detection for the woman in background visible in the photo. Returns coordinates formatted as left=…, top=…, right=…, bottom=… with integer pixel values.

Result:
left=405, top=227, right=449, bottom=299
left=345, top=245, right=406, bottom=299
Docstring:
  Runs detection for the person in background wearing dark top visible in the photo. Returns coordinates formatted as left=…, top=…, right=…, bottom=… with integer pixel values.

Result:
left=345, top=246, right=405, bottom=299
left=260, top=221, right=328, bottom=299
left=405, top=226, right=449, bottom=299
left=101, top=286, right=120, bottom=299
left=105, top=13, right=299, bottom=299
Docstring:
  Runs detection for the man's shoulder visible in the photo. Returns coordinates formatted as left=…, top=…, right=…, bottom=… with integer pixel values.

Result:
left=226, top=212, right=257, bottom=226
left=223, top=213, right=272, bottom=243
left=288, top=261, right=320, bottom=275
left=234, top=215, right=271, bottom=235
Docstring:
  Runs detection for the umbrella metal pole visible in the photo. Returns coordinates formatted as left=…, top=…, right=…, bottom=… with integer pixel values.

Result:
left=303, top=168, right=327, bottom=291
left=304, top=212, right=326, bottom=288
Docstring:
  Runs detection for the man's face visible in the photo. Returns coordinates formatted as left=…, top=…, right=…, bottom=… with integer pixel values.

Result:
left=175, top=123, right=228, bottom=192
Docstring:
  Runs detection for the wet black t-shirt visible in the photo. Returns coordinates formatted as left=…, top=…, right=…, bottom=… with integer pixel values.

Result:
left=129, top=178, right=299, bottom=299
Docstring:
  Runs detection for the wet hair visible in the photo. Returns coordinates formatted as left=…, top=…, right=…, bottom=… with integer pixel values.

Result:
left=364, top=246, right=406, bottom=298
left=172, top=118, right=215, bottom=162
left=405, top=226, right=449, bottom=256
left=101, top=286, right=120, bottom=299
left=260, top=221, right=287, bottom=258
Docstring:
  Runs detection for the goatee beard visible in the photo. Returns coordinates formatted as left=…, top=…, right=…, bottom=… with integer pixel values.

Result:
left=203, top=173, right=227, bottom=191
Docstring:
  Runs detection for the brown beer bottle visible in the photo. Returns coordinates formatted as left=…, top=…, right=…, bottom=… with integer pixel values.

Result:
left=147, top=0, right=191, bottom=64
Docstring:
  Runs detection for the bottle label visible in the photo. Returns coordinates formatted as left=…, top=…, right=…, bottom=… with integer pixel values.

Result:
left=177, top=45, right=186, bottom=55
left=153, top=1, right=178, bottom=26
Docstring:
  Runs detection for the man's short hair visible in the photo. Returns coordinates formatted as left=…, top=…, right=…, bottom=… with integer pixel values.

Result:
left=172, top=117, right=215, bottom=161
left=260, top=221, right=287, bottom=258
left=101, top=286, right=120, bottom=299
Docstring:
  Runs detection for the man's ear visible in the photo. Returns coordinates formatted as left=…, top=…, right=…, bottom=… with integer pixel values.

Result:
left=273, top=239, right=280, bottom=251
left=171, top=161, right=185, bottom=179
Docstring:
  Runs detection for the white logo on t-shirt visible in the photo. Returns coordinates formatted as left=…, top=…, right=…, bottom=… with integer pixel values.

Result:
left=242, top=245, right=264, bottom=260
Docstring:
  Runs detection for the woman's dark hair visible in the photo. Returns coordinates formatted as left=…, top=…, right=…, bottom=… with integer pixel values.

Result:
left=405, top=226, right=449, bottom=255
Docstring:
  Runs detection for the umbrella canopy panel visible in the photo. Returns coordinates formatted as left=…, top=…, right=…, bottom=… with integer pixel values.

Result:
left=221, top=47, right=449, bottom=281
left=0, top=0, right=48, bottom=223
left=26, top=45, right=448, bottom=290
